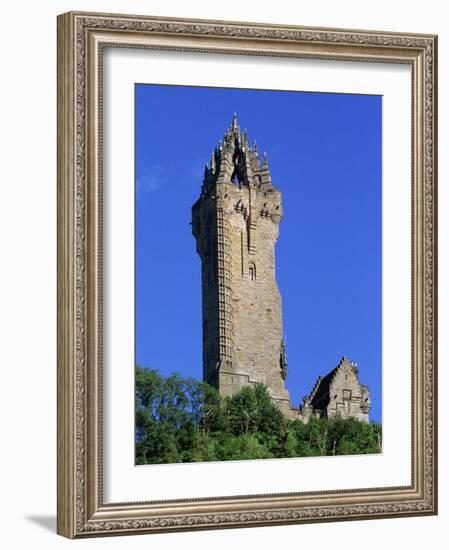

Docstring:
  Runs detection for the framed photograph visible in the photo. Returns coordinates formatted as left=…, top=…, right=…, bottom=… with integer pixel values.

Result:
left=57, top=11, right=438, bottom=538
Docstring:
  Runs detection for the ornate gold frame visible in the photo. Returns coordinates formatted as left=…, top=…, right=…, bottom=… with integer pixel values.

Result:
left=57, top=11, right=438, bottom=538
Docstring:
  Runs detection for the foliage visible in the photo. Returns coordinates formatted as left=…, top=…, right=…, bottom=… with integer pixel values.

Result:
left=135, top=366, right=382, bottom=464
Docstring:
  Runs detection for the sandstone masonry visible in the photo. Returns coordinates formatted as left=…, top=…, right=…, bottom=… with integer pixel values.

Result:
left=298, top=357, right=371, bottom=423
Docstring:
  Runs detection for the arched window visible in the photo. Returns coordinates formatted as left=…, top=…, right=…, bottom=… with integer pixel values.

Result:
left=248, top=263, right=256, bottom=282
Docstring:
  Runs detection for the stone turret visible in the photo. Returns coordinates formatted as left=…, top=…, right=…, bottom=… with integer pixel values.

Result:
left=192, top=114, right=296, bottom=418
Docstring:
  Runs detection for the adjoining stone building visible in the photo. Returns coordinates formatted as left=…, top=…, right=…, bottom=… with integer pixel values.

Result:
left=298, top=357, right=371, bottom=423
left=192, top=114, right=371, bottom=423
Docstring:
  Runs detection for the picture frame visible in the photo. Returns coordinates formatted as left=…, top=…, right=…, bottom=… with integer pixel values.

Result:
left=57, top=10, right=438, bottom=538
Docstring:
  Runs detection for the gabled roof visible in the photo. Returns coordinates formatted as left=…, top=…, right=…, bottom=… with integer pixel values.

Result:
left=303, top=356, right=357, bottom=411
left=307, top=366, right=339, bottom=409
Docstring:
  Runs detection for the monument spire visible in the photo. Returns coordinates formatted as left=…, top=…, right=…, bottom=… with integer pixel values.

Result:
left=232, top=111, right=238, bottom=130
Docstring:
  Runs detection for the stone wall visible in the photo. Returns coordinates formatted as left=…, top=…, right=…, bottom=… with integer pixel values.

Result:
left=299, top=357, right=371, bottom=423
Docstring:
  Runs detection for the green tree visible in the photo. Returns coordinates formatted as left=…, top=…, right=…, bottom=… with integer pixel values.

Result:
left=135, top=366, right=382, bottom=464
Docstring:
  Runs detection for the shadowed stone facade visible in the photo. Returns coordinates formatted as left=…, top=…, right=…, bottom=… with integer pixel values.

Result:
left=192, top=114, right=371, bottom=422
left=298, top=357, right=371, bottom=423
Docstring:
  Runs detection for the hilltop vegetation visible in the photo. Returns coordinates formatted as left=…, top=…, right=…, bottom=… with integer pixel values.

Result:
left=136, top=366, right=382, bottom=465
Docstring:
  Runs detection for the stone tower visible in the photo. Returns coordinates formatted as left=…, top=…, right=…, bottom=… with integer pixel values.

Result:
left=192, top=114, right=295, bottom=417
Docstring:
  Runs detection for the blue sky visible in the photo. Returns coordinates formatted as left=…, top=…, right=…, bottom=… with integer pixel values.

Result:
left=135, top=84, right=382, bottom=423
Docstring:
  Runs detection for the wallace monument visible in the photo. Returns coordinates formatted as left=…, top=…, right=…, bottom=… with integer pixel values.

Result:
left=192, top=114, right=371, bottom=422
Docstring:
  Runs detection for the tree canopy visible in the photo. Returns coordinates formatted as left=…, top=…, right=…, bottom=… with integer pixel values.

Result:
left=136, top=366, right=382, bottom=465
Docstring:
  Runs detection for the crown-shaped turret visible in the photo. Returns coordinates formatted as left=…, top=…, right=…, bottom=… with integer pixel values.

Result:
left=201, top=113, right=275, bottom=196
